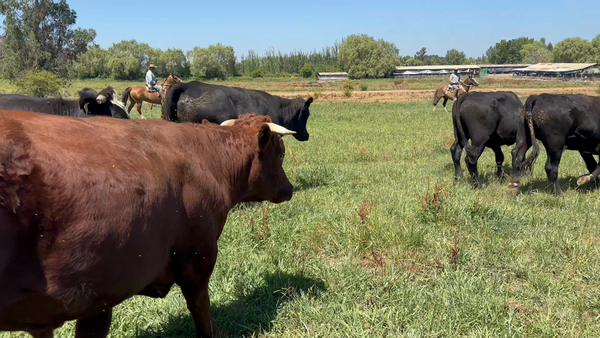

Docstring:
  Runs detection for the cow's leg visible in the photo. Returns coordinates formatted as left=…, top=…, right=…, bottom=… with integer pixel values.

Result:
left=577, top=152, right=600, bottom=186
left=510, top=130, right=532, bottom=193
left=491, top=145, right=505, bottom=178
left=75, top=309, right=113, bottom=338
left=465, top=142, right=487, bottom=187
left=451, top=141, right=463, bottom=179
left=178, top=245, right=220, bottom=337
left=544, top=147, right=565, bottom=196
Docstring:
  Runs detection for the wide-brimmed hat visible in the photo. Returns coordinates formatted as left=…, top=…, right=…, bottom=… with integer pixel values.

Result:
left=149, top=64, right=156, bottom=68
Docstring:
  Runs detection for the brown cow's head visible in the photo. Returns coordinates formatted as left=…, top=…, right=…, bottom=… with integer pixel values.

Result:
left=221, top=114, right=295, bottom=204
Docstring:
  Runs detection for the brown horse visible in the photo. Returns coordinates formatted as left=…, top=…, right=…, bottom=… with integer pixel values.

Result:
left=432, top=74, right=479, bottom=112
left=122, top=73, right=182, bottom=119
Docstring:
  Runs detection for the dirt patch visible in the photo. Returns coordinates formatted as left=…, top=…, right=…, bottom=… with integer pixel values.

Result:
left=269, top=87, right=599, bottom=103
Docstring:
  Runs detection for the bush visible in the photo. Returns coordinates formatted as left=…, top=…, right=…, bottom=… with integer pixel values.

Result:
left=251, top=68, right=274, bottom=78
left=313, top=91, right=322, bottom=99
left=300, top=63, right=315, bottom=78
left=15, top=70, right=62, bottom=98
left=342, top=80, right=354, bottom=91
left=343, top=89, right=352, bottom=98
left=360, top=83, right=368, bottom=91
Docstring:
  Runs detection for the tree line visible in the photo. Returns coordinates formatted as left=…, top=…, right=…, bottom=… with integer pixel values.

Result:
left=1, top=1, right=599, bottom=83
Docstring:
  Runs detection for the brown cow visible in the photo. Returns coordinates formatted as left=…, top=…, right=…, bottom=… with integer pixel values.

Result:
left=0, top=110, right=296, bottom=337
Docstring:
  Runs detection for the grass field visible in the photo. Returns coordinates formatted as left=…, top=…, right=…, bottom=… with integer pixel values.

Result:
left=4, top=99, right=600, bottom=337
left=1, top=76, right=598, bottom=99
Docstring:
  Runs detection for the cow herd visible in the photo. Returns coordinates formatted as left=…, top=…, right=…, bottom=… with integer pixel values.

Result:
left=1, top=78, right=600, bottom=338
left=451, top=90, right=600, bottom=196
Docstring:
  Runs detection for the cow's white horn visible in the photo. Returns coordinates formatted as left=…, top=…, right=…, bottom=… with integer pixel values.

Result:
left=220, top=119, right=236, bottom=126
left=267, top=123, right=296, bottom=135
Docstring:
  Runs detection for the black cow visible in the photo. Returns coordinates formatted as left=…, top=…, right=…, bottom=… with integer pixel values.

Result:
left=0, top=87, right=129, bottom=119
left=162, top=81, right=312, bottom=141
left=451, top=91, right=523, bottom=184
left=511, top=94, right=600, bottom=195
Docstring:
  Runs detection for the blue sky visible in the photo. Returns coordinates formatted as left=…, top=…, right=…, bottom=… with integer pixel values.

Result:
left=16, top=0, right=600, bottom=58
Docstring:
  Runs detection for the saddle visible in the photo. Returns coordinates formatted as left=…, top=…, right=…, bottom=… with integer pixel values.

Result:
left=146, top=83, right=159, bottom=93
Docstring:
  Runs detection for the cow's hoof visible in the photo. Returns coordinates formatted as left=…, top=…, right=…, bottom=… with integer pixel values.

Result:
left=508, top=182, right=520, bottom=196
left=577, top=174, right=594, bottom=186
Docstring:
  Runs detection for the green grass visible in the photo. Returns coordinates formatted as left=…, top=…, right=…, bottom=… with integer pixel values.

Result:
left=5, top=101, right=600, bottom=337
left=1, top=76, right=598, bottom=99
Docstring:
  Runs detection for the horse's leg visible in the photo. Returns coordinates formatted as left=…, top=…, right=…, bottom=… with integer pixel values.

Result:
left=443, top=98, right=449, bottom=113
left=127, top=99, right=135, bottom=113
left=433, top=90, right=440, bottom=112
left=137, top=100, right=145, bottom=119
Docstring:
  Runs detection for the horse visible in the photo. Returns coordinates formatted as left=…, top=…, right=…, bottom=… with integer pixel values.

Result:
left=122, top=73, right=183, bottom=119
left=432, top=74, right=479, bottom=112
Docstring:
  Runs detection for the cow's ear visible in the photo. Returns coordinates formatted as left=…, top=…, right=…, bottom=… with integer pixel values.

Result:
left=304, top=97, right=314, bottom=108
left=258, top=124, right=272, bottom=148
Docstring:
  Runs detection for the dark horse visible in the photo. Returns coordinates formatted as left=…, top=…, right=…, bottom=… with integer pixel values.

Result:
left=432, top=74, right=479, bottom=112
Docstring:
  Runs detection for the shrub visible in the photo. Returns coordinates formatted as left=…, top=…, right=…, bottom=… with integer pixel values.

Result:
left=15, top=70, right=62, bottom=98
left=300, top=63, right=315, bottom=78
left=313, top=91, right=322, bottom=99
left=342, top=79, right=354, bottom=91
left=343, top=89, right=352, bottom=98
left=251, top=68, right=274, bottom=78
left=360, top=83, right=368, bottom=91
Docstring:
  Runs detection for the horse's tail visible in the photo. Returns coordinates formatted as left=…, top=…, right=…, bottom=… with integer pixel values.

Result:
left=161, top=83, right=184, bottom=121
left=432, top=89, right=439, bottom=106
left=122, top=87, right=131, bottom=106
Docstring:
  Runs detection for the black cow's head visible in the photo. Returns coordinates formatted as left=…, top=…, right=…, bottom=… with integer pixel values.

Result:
left=289, top=97, right=313, bottom=141
left=79, top=87, right=130, bottom=119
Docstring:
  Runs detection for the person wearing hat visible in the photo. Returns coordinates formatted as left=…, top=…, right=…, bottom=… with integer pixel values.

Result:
left=146, top=64, right=162, bottom=100
left=449, top=68, right=461, bottom=100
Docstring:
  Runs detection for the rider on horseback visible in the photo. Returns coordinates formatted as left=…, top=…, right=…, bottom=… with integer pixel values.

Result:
left=449, top=68, right=461, bottom=100
left=146, top=64, right=162, bottom=100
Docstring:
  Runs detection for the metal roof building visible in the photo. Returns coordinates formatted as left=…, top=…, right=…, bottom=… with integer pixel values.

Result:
left=512, top=63, right=600, bottom=81
left=317, top=72, right=348, bottom=82
left=393, top=65, right=480, bottom=78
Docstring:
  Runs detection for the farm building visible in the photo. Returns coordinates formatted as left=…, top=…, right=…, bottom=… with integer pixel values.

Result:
left=317, top=72, right=348, bottom=82
left=512, top=63, right=600, bottom=81
left=393, top=65, right=480, bottom=78
left=479, top=64, right=531, bottom=76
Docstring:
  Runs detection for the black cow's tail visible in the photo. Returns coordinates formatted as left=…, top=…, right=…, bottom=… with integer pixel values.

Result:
left=162, top=84, right=184, bottom=122
left=453, top=95, right=474, bottom=162
left=520, top=96, right=540, bottom=175
left=122, top=87, right=131, bottom=106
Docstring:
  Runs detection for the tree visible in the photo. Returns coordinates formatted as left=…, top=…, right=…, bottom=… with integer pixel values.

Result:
left=592, top=34, right=600, bottom=64
left=188, top=43, right=236, bottom=79
left=520, top=41, right=553, bottom=64
left=486, top=37, right=535, bottom=64
left=415, top=47, right=427, bottom=61
left=159, top=48, right=190, bottom=78
left=445, top=49, right=467, bottom=65
left=76, top=45, right=109, bottom=78
left=338, top=34, right=399, bottom=79
left=300, top=63, right=314, bottom=78
left=404, top=58, right=424, bottom=66
left=0, top=0, right=96, bottom=78
left=104, top=40, right=155, bottom=80
left=552, top=37, right=594, bottom=63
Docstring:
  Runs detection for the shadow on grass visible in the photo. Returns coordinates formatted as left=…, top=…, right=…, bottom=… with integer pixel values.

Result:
left=518, top=175, right=600, bottom=194
left=135, top=271, right=325, bottom=338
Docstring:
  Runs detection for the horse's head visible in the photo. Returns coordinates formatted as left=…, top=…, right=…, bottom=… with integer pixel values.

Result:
left=464, top=74, right=479, bottom=87
left=164, top=73, right=183, bottom=86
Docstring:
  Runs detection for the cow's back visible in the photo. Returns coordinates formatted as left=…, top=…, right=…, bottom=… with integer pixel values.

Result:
left=171, top=82, right=280, bottom=123
left=0, top=111, right=209, bottom=326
